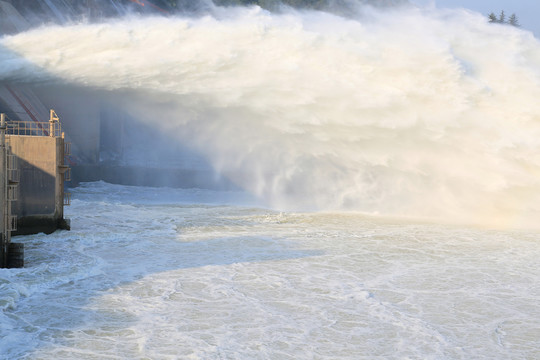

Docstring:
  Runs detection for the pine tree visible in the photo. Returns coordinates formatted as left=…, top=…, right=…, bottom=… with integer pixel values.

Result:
left=498, top=10, right=506, bottom=23
left=488, top=10, right=521, bottom=28
left=508, top=13, right=519, bottom=27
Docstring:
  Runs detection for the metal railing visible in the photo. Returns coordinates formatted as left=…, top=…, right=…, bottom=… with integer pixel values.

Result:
left=64, top=192, right=71, bottom=206
left=5, top=120, right=63, bottom=137
left=7, top=154, right=19, bottom=183
left=64, top=168, right=72, bottom=182
left=7, top=185, right=17, bottom=201
left=8, top=168, right=19, bottom=183
left=7, top=215, right=17, bottom=232
left=64, top=141, right=71, bottom=155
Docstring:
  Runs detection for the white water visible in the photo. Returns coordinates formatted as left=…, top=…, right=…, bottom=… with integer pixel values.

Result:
left=1, top=182, right=539, bottom=359
left=1, top=3, right=540, bottom=359
left=1, top=5, right=540, bottom=228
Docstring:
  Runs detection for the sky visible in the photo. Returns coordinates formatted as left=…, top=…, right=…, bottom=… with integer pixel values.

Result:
left=409, top=0, right=540, bottom=37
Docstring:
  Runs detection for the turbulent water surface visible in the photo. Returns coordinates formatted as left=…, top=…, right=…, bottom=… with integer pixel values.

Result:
left=1, top=182, right=539, bottom=359
left=1, top=2, right=540, bottom=359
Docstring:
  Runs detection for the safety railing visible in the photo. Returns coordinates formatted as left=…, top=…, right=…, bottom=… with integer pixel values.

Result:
left=64, top=167, right=72, bottom=182
left=7, top=215, right=17, bottom=232
left=5, top=120, right=63, bottom=137
left=7, top=154, right=19, bottom=183
left=64, top=141, right=71, bottom=156
left=7, top=185, right=17, bottom=201
left=64, top=192, right=71, bottom=206
left=8, top=168, right=19, bottom=184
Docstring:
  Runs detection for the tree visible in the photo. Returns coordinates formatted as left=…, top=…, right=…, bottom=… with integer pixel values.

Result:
left=499, top=10, right=506, bottom=24
left=488, top=10, right=521, bottom=28
left=508, top=13, right=520, bottom=27
left=498, top=10, right=506, bottom=23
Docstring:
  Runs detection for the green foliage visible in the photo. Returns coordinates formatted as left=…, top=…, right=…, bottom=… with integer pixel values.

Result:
left=498, top=10, right=505, bottom=23
left=508, top=13, right=519, bottom=27
left=488, top=10, right=519, bottom=27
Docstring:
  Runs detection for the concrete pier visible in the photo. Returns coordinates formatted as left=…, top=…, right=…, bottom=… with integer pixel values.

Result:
left=7, top=110, right=70, bottom=235
left=0, top=110, right=70, bottom=268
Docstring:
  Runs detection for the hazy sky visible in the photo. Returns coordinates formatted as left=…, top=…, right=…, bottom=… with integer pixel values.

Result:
left=410, top=0, right=540, bottom=37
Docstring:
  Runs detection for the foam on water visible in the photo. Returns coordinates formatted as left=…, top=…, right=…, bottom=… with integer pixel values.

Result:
left=1, top=182, right=539, bottom=359
left=1, top=5, right=540, bottom=228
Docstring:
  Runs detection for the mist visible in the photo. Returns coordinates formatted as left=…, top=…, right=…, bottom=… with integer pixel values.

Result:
left=1, top=3, right=540, bottom=228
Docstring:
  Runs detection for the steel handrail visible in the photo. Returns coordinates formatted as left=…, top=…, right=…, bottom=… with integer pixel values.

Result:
left=5, top=120, right=62, bottom=137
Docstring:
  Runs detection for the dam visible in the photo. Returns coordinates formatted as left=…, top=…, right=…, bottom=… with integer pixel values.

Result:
left=0, top=0, right=234, bottom=267
left=0, top=0, right=234, bottom=188
left=1, top=2, right=540, bottom=358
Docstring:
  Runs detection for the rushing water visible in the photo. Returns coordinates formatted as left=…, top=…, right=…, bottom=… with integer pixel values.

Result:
left=1, top=5, right=540, bottom=228
left=1, top=2, right=540, bottom=359
left=1, top=182, right=539, bottom=359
